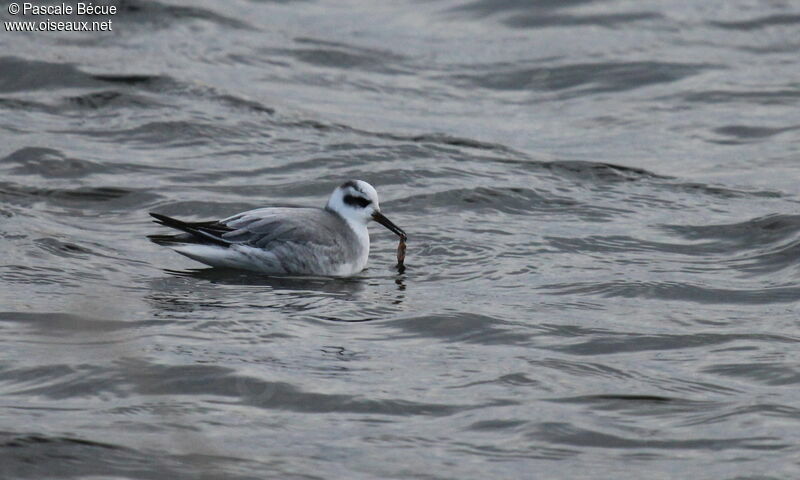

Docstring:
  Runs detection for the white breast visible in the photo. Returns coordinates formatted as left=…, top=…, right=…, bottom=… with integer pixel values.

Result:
left=336, top=219, right=370, bottom=275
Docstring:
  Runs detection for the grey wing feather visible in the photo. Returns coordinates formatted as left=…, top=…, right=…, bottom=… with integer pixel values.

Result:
left=220, top=208, right=361, bottom=262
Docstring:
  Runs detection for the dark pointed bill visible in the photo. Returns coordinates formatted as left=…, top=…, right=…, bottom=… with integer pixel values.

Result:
left=372, top=211, right=407, bottom=241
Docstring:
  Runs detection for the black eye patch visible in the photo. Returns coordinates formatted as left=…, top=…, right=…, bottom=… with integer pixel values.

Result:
left=344, top=194, right=372, bottom=208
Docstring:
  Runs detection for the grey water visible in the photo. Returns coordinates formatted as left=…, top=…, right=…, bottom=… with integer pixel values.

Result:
left=2, top=0, right=800, bottom=478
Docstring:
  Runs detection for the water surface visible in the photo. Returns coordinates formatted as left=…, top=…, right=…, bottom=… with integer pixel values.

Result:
left=2, top=0, right=800, bottom=478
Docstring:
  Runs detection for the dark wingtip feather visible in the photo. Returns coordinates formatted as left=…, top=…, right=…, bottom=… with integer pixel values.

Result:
left=148, top=212, right=231, bottom=248
left=150, top=212, right=180, bottom=227
left=147, top=234, right=183, bottom=245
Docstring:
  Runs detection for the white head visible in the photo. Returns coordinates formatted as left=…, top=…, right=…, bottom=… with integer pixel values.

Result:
left=326, top=180, right=406, bottom=239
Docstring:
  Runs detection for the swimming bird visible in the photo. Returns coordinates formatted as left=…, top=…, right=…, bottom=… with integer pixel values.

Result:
left=148, top=180, right=407, bottom=276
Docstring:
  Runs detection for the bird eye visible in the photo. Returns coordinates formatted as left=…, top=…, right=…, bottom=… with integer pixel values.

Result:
left=343, top=194, right=372, bottom=208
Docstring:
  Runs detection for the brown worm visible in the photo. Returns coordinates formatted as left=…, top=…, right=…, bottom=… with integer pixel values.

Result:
left=396, top=238, right=406, bottom=269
